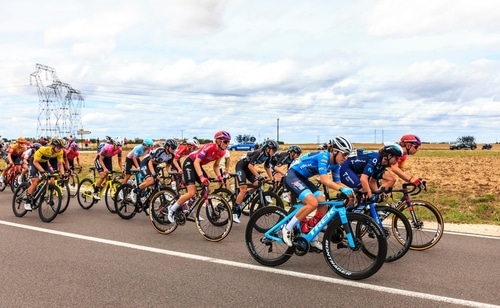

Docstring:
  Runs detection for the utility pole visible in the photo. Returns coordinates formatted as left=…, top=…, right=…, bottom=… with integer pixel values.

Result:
left=277, top=118, right=279, bottom=142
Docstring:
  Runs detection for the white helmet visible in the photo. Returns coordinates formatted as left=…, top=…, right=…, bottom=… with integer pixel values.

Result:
left=186, top=138, right=200, bottom=148
left=331, top=136, right=353, bottom=153
left=114, top=136, right=124, bottom=146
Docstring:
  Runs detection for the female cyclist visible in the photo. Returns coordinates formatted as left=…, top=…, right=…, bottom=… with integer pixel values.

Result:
left=390, top=134, right=423, bottom=186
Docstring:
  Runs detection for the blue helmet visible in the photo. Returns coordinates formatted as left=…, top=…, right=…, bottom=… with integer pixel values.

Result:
left=143, top=138, right=154, bottom=146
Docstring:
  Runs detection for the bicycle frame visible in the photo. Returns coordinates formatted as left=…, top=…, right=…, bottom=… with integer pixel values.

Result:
left=264, top=199, right=358, bottom=249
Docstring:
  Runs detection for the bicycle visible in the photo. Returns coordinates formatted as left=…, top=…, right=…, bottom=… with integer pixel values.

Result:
left=149, top=181, right=233, bottom=242
left=0, top=163, right=23, bottom=193
left=386, top=181, right=444, bottom=250
left=51, top=171, right=72, bottom=214
left=214, top=173, right=284, bottom=217
left=66, top=166, right=82, bottom=198
left=245, top=194, right=388, bottom=280
left=12, top=173, right=62, bottom=223
left=76, top=167, right=122, bottom=213
left=114, top=170, right=174, bottom=220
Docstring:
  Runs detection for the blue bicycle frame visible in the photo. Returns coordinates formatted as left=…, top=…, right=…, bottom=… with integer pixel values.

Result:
left=264, top=199, right=357, bottom=249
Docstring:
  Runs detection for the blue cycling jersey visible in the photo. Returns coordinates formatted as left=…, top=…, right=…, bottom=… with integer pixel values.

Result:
left=343, top=152, right=384, bottom=178
left=290, top=151, right=340, bottom=181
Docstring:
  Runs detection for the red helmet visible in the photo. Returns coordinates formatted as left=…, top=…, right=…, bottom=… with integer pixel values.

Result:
left=214, top=131, right=231, bottom=141
left=400, top=134, right=421, bottom=145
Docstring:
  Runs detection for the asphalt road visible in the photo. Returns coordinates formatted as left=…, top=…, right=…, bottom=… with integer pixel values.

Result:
left=0, top=190, right=499, bottom=308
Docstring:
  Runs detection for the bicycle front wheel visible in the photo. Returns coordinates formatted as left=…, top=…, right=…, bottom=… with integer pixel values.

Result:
left=67, top=174, right=79, bottom=198
left=12, top=182, right=29, bottom=217
left=248, top=191, right=284, bottom=216
left=213, top=187, right=235, bottom=209
left=57, top=179, right=71, bottom=214
left=114, top=183, right=137, bottom=220
left=104, top=180, right=121, bottom=213
left=397, top=200, right=444, bottom=250
left=323, top=213, right=387, bottom=280
left=195, top=194, right=232, bottom=242
left=245, top=206, right=293, bottom=267
left=77, top=178, right=96, bottom=209
left=38, top=184, right=62, bottom=223
left=149, top=189, right=178, bottom=235
left=373, top=206, right=412, bottom=262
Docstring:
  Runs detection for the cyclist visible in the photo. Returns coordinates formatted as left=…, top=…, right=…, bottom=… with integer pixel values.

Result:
left=390, top=134, right=423, bottom=186
left=20, top=143, right=42, bottom=184
left=164, top=131, right=231, bottom=223
left=172, top=138, right=200, bottom=173
left=0, top=137, right=28, bottom=184
left=93, top=136, right=124, bottom=200
left=122, top=138, right=154, bottom=185
left=339, top=144, right=404, bottom=201
left=233, top=139, right=279, bottom=224
left=24, top=138, right=66, bottom=211
left=135, top=139, right=178, bottom=198
left=270, top=145, right=302, bottom=182
left=65, top=142, right=82, bottom=172
left=281, top=136, right=355, bottom=251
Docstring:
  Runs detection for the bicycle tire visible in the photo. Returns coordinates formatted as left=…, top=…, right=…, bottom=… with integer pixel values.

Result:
left=397, top=200, right=444, bottom=250
left=324, top=212, right=387, bottom=280
left=245, top=206, right=294, bottom=267
left=213, top=187, right=235, bottom=208
left=114, top=183, right=138, bottom=220
left=248, top=190, right=284, bottom=216
left=57, top=179, right=71, bottom=214
left=77, top=178, right=96, bottom=209
left=10, top=171, right=22, bottom=192
left=195, top=193, right=233, bottom=242
left=149, top=189, right=178, bottom=235
left=359, top=206, right=412, bottom=262
left=67, top=174, right=79, bottom=198
left=104, top=179, right=121, bottom=214
left=12, top=182, right=29, bottom=217
left=38, top=184, right=62, bottom=223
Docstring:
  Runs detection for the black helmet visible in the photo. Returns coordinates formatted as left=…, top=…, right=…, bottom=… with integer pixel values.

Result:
left=164, top=139, right=178, bottom=150
left=381, top=144, right=404, bottom=157
left=262, top=139, right=279, bottom=151
left=288, top=145, right=302, bottom=155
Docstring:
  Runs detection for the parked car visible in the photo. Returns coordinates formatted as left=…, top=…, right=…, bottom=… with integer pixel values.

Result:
left=450, top=141, right=477, bottom=150
left=228, top=143, right=257, bottom=151
left=482, top=143, right=492, bottom=150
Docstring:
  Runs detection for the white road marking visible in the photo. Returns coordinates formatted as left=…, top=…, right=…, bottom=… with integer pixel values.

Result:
left=1, top=220, right=499, bottom=308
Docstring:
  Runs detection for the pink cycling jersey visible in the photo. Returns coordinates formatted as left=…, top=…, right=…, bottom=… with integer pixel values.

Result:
left=188, top=143, right=225, bottom=165
left=99, top=143, right=122, bottom=158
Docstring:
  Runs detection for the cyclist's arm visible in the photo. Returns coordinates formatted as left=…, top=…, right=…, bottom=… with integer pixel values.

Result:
left=359, top=174, right=372, bottom=199
left=390, top=164, right=412, bottom=182
left=193, top=157, right=205, bottom=179
left=33, top=159, right=45, bottom=173
left=117, top=154, right=123, bottom=172
left=132, top=156, right=140, bottom=169
left=172, top=159, right=182, bottom=173
left=320, top=173, right=345, bottom=192
left=247, top=163, right=260, bottom=178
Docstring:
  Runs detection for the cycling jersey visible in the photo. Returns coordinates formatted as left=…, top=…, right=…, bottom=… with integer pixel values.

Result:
left=148, top=147, right=174, bottom=164
left=188, top=143, right=225, bottom=165
left=239, top=149, right=271, bottom=168
left=8, top=143, right=27, bottom=156
left=339, top=152, right=385, bottom=188
left=33, top=146, right=64, bottom=163
left=270, top=152, right=294, bottom=169
left=397, top=154, right=409, bottom=170
left=173, top=145, right=192, bottom=161
left=98, top=143, right=122, bottom=158
left=289, top=151, right=340, bottom=181
left=65, top=148, right=80, bottom=161
left=126, top=144, right=147, bottom=159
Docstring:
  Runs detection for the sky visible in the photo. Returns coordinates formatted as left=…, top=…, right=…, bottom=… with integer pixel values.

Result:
left=1, top=0, right=500, bottom=144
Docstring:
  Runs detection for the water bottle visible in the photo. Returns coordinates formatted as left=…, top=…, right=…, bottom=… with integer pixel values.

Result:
left=282, top=188, right=290, bottom=202
left=136, top=172, right=142, bottom=184
left=171, top=180, right=177, bottom=191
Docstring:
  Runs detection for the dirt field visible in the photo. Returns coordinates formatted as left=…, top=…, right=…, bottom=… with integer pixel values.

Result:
left=70, top=143, right=500, bottom=226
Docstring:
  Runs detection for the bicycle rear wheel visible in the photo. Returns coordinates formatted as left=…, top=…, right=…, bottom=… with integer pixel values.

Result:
left=195, top=194, right=232, bottom=242
left=323, top=213, right=387, bottom=280
left=245, top=206, right=293, bottom=267
left=67, top=174, right=79, bottom=198
left=57, top=179, right=71, bottom=214
left=38, top=184, right=62, bottom=223
left=397, top=200, right=444, bottom=250
left=77, top=178, right=96, bottom=209
left=12, top=182, right=29, bottom=217
left=213, top=187, right=235, bottom=209
left=105, top=180, right=121, bottom=213
left=114, top=183, right=138, bottom=220
left=149, top=189, right=178, bottom=235
left=10, top=170, right=22, bottom=192
left=248, top=191, right=284, bottom=216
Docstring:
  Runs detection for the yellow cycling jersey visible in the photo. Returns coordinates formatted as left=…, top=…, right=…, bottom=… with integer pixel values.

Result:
left=33, top=146, right=64, bottom=163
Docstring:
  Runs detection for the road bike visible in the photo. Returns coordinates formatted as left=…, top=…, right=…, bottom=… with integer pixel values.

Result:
left=245, top=195, right=387, bottom=280
left=76, top=167, right=122, bottom=213
left=66, top=166, right=82, bottom=198
left=149, top=182, right=233, bottom=242
left=0, top=163, right=23, bottom=193
left=12, top=174, right=62, bottom=223
left=114, top=170, right=174, bottom=220
left=386, top=181, right=444, bottom=250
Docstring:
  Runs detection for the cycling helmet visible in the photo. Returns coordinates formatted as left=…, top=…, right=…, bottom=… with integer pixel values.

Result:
left=114, top=137, right=124, bottom=146
left=330, top=136, right=353, bottom=153
left=261, top=139, right=279, bottom=151
left=31, top=143, right=42, bottom=150
left=50, top=138, right=64, bottom=147
left=288, top=145, right=302, bottom=155
left=143, top=138, right=154, bottom=147
left=381, top=144, right=404, bottom=157
left=164, top=139, right=178, bottom=150
left=400, top=134, right=422, bottom=146
left=70, top=143, right=79, bottom=150
left=214, top=130, right=231, bottom=141
left=186, top=138, right=200, bottom=148
left=17, top=137, right=27, bottom=144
